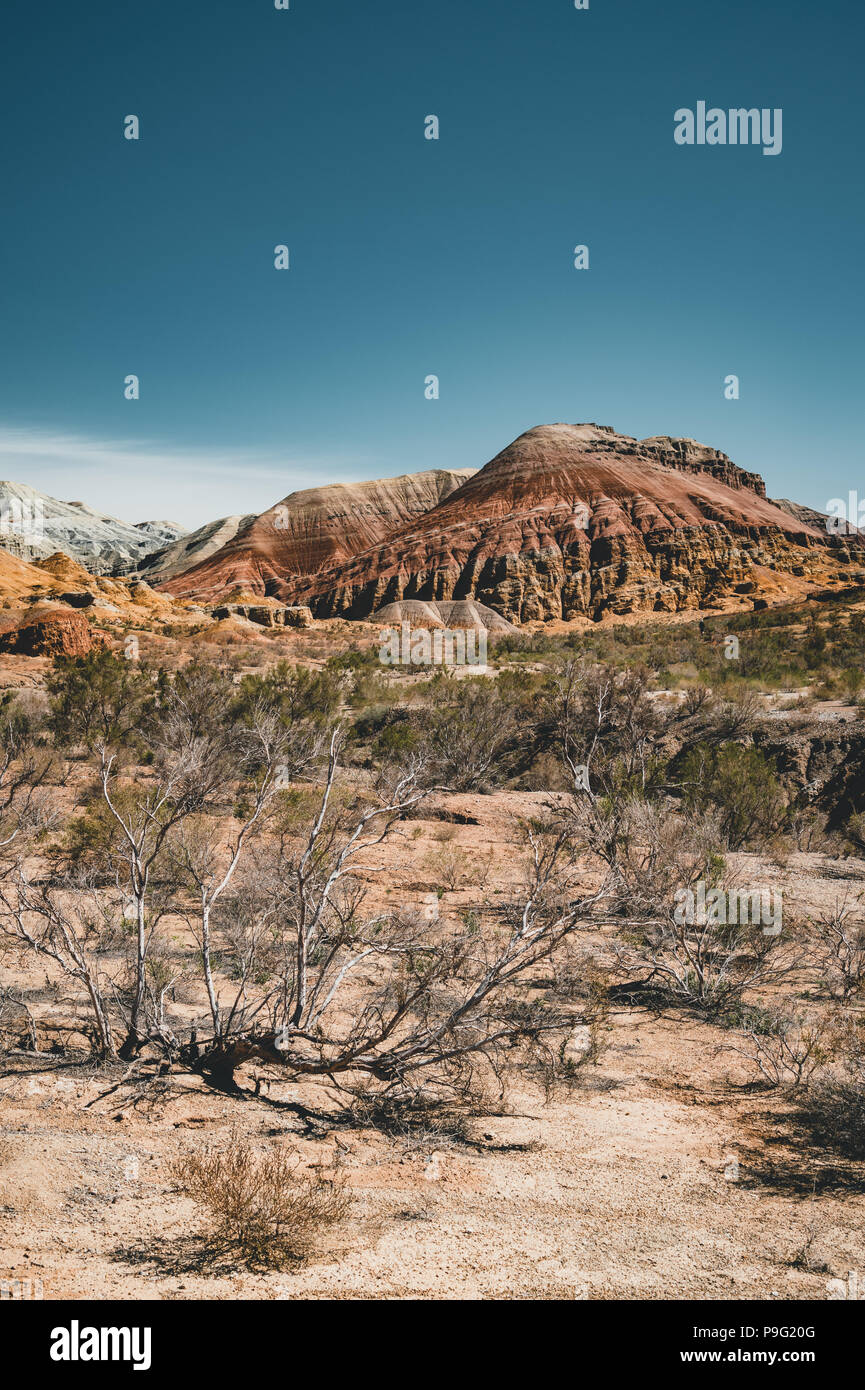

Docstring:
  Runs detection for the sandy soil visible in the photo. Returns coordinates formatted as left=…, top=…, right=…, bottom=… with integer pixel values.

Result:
left=2, top=792, right=863, bottom=1302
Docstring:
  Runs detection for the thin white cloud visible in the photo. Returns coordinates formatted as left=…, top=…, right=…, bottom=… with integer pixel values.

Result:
left=0, top=425, right=371, bottom=528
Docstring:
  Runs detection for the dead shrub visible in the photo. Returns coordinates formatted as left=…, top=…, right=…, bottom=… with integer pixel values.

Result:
left=341, top=1085, right=477, bottom=1149
left=171, top=1135, right=350, bottom=1268
left=790, top=1014, right=865, bottom=1159
left=788, top=1220, right=831, bottom=1273
left=423, top=843, right=493, bottom=892
left=723, top=1006, right=843, bottom=1088
left=805, top=902, right=865, bottom=1000
left=546, top=941, right=616, bottom=1005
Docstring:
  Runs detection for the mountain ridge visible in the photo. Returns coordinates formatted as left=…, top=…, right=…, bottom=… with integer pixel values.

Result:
left=264, top=424, right=862, bottom=623
left=0, top=480, right=186, bottom=574
left=157, top=468, right=475, bottom=601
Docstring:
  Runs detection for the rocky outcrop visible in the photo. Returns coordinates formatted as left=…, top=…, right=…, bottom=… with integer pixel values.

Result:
left=0, top=481, right=185, bottom=574
left=0, top=550, right=188, bottom=642
left=58, top=591, right=96, bottom=609
left=771, top=497, right=865, bottom=540
left=133, top=520, right=186, bottom=547
left=0, top=605, right=105, bottom=658
left=771, top=499, right=831, bottom=532
left=284, top=606, right=314, bottom=628
left=273, top=424, right=865, bottom=624
left=753, top=718, right=865, bottom=828
left=211, top=603, right=313, bottom=628
left=158, top=469, right=475, bottom=602
left=583, top=427, right=768, bottom=496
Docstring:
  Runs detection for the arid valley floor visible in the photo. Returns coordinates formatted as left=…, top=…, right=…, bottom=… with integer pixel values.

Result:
left=1, top=588, right=865, bottom=1300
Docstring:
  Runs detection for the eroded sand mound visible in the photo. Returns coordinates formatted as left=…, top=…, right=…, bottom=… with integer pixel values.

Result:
left=373, top=599, right=517, bottom=632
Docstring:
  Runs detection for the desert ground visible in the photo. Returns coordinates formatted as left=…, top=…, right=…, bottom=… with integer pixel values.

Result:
left=2, top=593, right=865, bottom=1301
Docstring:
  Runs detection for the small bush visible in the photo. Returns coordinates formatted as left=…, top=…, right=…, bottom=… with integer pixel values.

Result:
left=424, top=843, right=472, bottom=891
left=172, top=1136, right=350, bottom=1268
left=676, top=743, right=786, bottom=850
left=724, top=1006, right=841, bottom=1088
left=806, top=903, right=865, bottom=1000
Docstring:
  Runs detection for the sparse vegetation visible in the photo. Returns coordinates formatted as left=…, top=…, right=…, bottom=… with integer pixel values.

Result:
left=4, top=594, right=865, bottom=1290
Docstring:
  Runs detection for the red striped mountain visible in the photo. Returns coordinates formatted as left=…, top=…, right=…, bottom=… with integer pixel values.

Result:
left=268, top=424, right=865, bottom=623
left=158, top=469, right=474, bottom=602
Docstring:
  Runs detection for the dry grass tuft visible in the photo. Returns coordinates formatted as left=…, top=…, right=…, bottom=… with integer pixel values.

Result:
left=171, top=1135, right=350, bottom=1268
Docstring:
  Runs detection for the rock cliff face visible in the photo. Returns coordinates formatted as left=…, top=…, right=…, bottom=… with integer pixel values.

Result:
left=273, top=425, right=865, bottom=623
left=158, top=470, right=474, bottom=601
left=752, top=719, right=865, bottom=829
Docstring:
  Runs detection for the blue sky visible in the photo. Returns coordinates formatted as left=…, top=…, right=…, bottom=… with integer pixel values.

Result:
left=0, top=0, right=862, bottom=527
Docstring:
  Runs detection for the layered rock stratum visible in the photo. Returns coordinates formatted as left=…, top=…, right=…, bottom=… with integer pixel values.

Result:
left=266, top=424, right=864, bottom=623
left=135, top=513, right=257, bottom=583
left=8, top=425, right=857, bottom=627
left=157, top=470, right=475, bottom=601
